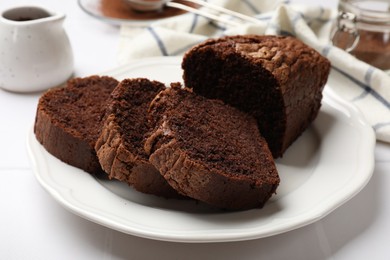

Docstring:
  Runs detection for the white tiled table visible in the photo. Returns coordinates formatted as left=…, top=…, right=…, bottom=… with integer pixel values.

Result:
left=2, top=0, right=390, bottom=259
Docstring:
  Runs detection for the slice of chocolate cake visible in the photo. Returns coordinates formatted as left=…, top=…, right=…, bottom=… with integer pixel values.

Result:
left=34, top=75, right=119, bottom=175
left=145, top=85, right=280, bottom=210
left=95, top=78, right=181, bottom=198
left=182, top=35, right=331, bottom=157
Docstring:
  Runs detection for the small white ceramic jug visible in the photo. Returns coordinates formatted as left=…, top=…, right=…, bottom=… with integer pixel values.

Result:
left=0, top=6, right=74, bottom=93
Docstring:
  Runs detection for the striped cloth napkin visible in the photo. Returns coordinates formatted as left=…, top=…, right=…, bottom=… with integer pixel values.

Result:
left=118, top=0, right=390, bottom=143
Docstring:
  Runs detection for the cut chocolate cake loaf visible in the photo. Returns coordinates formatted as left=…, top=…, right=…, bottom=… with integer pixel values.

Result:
left=182, top=35, right=331, bottom=157
left=145, top=85, right=280, bottom=210
left=95, top=78, right=181, bottom=198
left=34, top=75, right=119, bottom=175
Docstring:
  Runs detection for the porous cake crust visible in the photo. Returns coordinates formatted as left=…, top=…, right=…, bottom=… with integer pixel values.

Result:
left=95, top=78, right=181, bottom=198
left=145, top=85, right=280, bottom=210
left=182, top=35, right=331, bottom=157
left=34, top=75, right=119, bottom=175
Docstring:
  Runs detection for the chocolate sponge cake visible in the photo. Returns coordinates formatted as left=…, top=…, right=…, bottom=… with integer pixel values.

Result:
left=95, top=78, right=181, bottom=198
left=182, top=35, right=331, bottom=157
left=145, top=85, right=280, bottom=210
left=34, top=75, right=119, bottom=175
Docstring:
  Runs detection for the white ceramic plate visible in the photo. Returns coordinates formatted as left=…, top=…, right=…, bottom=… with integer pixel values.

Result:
left=27, top=57, right=376, bottom=243
left=78, top=0, right=194, bottom=26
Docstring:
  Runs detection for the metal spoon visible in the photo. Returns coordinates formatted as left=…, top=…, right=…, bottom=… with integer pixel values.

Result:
left=124, top=0, right=260, bottom=26
left=125, top=0, right=168, bottom=12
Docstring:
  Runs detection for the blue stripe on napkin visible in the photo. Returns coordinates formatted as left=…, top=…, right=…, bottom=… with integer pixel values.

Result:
left=333, top=66, right=390, bottom=109
left=147, top=27, right=168, bottom=56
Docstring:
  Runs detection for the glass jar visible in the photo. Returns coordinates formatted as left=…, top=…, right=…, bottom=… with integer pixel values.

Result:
left=331, top=0, right=390, bottom=70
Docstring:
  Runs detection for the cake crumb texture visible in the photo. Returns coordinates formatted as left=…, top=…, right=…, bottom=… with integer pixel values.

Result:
left=146, top=85, right=280, bottom=210
left=34, top=75, right=119, bottom=175
left=182, top=35, right=331, bottom=157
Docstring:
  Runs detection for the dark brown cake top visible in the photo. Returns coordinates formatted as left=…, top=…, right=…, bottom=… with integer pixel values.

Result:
left=37, top=75, right=119, bottom=145
left=185, top=35, right=329, bottom=86
left=148, top=85, right=278, bottom=181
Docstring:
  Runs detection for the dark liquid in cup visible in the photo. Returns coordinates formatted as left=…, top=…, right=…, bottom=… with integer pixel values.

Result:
left=2, top=7, right=50, bottom=22
left=14, top=17, right=35, bottom=21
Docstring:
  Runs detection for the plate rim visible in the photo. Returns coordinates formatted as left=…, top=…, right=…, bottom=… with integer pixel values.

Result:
left=27, top=56, right=376, bottom=243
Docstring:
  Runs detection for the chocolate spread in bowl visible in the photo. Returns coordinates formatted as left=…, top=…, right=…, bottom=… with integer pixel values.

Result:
left=332, top=0, right=390, bottom=70
left=100, top=0, right=198, bottom=21
left=350, top=30, right=390, bottom=70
